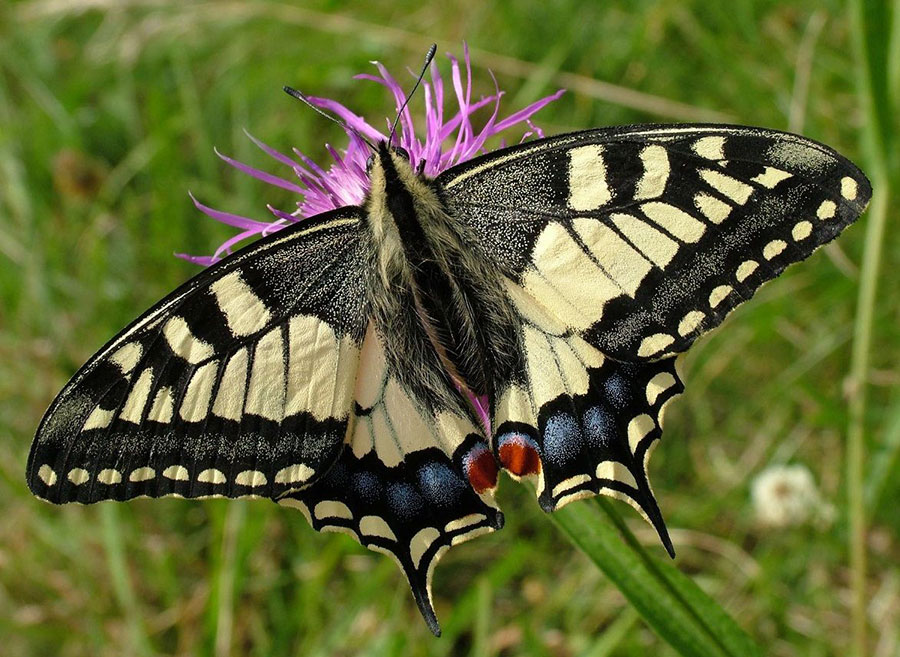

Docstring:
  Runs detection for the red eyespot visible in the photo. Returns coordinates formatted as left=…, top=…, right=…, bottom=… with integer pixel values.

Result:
left=498, top=434, right=542, bottom=477
left=464, top=445, right=498, bottom=494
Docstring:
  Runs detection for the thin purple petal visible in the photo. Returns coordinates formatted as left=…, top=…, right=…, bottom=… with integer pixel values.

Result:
left=244, top=129, right=303, bottom=169
left=188, top=46, right=562, bottom=265
left=215, top=148, right=307, bottom=195
left=189, top=192, right=270, bottom=230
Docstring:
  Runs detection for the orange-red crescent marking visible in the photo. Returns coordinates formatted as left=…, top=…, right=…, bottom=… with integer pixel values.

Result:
left=466, top=450, right=498, bottom=493
left=499, top=441, right=542, bottom=476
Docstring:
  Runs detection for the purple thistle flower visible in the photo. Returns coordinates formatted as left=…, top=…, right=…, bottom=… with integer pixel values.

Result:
left=178, top=45, right=564, bottom=430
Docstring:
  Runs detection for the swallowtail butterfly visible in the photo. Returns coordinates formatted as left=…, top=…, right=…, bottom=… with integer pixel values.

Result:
left=28, top=48, right=870, bottom=635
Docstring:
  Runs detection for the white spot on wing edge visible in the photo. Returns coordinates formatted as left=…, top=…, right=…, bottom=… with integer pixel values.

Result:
left=595, top=461, right=638, bottom=489
left=816, top=200, right=836, bottom=220
left=444, top=514, right=488, bottom=533
left=314, top=500, right=353, bottom=521
left=554, top=488, right=595, bottom=510
left=792, top=221, right=813, bottom=241
left=129, top=466, right=156, bottom=482
left=235, top=470, right=267, bottom=487
left=736, top=260, right=758, bottom=282
left=646, top=372, right=677, bottom=405
left=274, top=463, right=315, bottom=485
left=567, top=144, right=612, bottom=211
left=677, top=310, right=705, bottom=336
left=709, top=285, right=733, bottom=308
left=627, top=414, right=655, bottom=452
left=197, top=468, right=226, bottom=484
left=97, top=468, right=122, bottom=484
left=841, top=177, right=858, bottom=200
left=278, top=497, right=313, bottom=523
left=162, top=465, right=190, bottom=481
left=763, top=240, right=787, bottom=260
left=38, top=465, right=57, bottom=486
left=409, top=526, right=441, bottom=569
left=360, top=515, right=397, bottom=541
left=68, top=468, right=90, bottom=485
left=637, top=333, right=674, bottom=358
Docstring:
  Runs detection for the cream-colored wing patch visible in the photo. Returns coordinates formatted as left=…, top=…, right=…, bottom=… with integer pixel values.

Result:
left=349, top=325, right=473, bottom=469
left=285, top=315, right=360, bottom=421
left=523, top=222, right=620, bottom=330
left=567, top=144, right=612, bottom=211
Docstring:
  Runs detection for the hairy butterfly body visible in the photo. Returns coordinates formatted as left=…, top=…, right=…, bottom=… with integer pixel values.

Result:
left=29, top=120, right=870, bottom=634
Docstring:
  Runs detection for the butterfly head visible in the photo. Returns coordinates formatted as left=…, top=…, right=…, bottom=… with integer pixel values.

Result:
left=365, top=140, right=430, bottom=208
left=366, top=142, right=411, bottom=176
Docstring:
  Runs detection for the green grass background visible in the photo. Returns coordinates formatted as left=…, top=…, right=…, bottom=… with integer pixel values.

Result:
left=1, top=1, right=898, bottom=655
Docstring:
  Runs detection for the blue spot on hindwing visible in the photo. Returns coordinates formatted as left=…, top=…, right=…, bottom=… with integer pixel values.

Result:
left=603, top=373, right=630, bottom=410
left=582, top=405, right=616, bottom=451
left=417, top=462, right=466, bottom=508
left=352, top=471, right=383, bottom=502
left=542, top=411, right=583, bottom=467
left=387, top=482, right=424, bottom=520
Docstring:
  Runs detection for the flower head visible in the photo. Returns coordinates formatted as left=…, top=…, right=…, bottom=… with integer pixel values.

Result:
left=179, top=46, right=563, bottom=432
left=179, top=44, right=563, bottom=266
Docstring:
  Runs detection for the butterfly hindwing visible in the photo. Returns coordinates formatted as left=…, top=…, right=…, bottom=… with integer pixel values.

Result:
left=279, top=323, right=503, bottom=635
left=494, top=280, right=683, bottom=550
left=438, top=124, right=871, bottom=361
left=28, top=208, right=368, bottom=504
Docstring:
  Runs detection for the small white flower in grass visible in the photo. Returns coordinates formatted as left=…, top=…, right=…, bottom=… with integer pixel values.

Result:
left=751, top=464, right=835, bottom=528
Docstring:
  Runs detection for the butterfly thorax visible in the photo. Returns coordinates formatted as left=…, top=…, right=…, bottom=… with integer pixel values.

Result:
left=363, top=145, right=523, bottom=415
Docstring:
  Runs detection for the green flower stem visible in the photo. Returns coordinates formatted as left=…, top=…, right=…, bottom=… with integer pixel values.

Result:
left=552, top=498, right=761, bottom=657
left=847, top=1, right=896, bottom=655
left=846, top=180, right=888, bottom=657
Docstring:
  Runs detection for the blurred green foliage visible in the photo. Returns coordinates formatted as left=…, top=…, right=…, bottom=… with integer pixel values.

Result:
left=0, top=1, right=897, bottom=656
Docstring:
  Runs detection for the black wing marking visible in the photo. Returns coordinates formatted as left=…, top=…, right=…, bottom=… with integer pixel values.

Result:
left=494, top=280, right=682, bottom=553
left=279, top=324, right=503, bottom=636
left=438, top=125, right=871, bottom=361
left=28, top=208, right=368, bottom=504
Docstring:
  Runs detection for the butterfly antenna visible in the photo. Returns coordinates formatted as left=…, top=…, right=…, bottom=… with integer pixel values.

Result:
left=388, top=43, right=437, bottom=146
left=283, top=86, right=377, bottom=152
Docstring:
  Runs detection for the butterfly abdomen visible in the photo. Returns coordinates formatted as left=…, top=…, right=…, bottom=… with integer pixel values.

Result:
left=363, top=145, right=523, bottom=413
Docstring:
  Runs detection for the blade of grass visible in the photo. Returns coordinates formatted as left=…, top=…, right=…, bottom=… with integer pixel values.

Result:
left=576, top=606, right=640, bottom=657
left=864, top=395, right=900, bottom=511
left=552, top=499, right=761, bottom=657
left=99, top=504, right=153, bottom=657
left=847, top=2, right=896, bottom=656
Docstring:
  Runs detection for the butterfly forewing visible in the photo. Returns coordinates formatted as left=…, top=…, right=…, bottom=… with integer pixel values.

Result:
left=438, top=124, right=871, bottom=361
left=28, top=208, right=368, bottom=503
